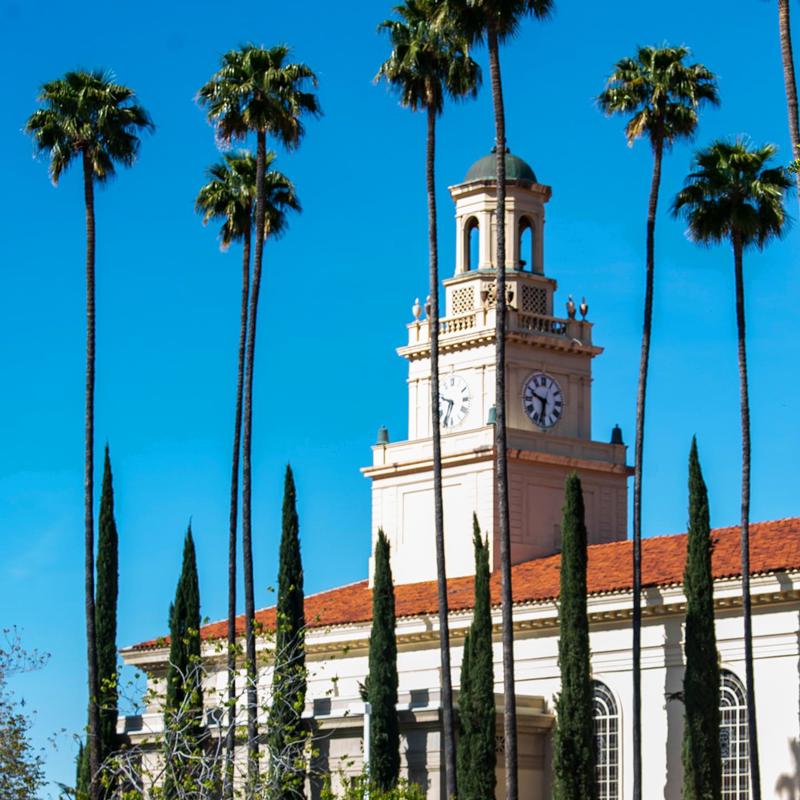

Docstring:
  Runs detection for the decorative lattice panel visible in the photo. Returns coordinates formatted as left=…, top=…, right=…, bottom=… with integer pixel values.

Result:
left=452, top=286, right=475, bottom=314
left=483, top=282, right=496, bottom=305
left=521, top=284, right=548, bottom=315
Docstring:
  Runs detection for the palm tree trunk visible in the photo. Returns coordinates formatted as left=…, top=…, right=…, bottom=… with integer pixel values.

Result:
left=779, top=0, right=800, bottom=204
left=82, top=151, right=101, bottom=800
left=243, top=133, right=268, bottom=785
left=225, top=223, right=251, bottom=799
left=631, top=135, right=663, bottom=800
left=426, top=105, right=457, bottom=800
left=487, top=27, right=517, bottom=800
left=733, top=233, right=761, bottom=800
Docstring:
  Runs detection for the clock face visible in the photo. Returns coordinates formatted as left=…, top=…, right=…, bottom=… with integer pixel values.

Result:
left=439, top=374, right=471, bottom=429
left=522, top=372, right=564, bottom=429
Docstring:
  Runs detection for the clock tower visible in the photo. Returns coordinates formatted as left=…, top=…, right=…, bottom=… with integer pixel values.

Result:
left=363, top=150, right=631, bottom=585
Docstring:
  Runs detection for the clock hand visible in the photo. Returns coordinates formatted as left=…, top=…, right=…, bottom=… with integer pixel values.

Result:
left=537, top=391, right=552, bottom=422
left=443, top=397, right=454, bottom=427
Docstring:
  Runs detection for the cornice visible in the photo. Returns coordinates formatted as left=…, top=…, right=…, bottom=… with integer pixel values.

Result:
left=361, top=444, right=630, bottom=480
left=122, top=572, right=800, bottom=671
left=398, top=327, right=602, bottom=362
left=361, top=446, right=493, bottom=479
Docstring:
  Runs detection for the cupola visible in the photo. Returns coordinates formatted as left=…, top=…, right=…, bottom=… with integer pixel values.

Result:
left=450, top=147, right=552, bottom=275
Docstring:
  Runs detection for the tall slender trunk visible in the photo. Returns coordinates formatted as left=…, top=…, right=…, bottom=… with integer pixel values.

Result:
left=779, top=0, right=800, bottom=204
left=487, top=28, right=517, bottom=800
left=82, top=151, right=101, bottom=800
left=243, top=132, right=268, bottom=785
left=631, top=135, right=663, bottom=800
left=224, top=223, right=251, bottom=799
left=426, top=105, right=457, bottom=800
left=733, top=234, right=761, bottom=800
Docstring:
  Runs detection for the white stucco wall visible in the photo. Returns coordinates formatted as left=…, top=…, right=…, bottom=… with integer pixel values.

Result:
left=123, top=571, right=800, bottom=800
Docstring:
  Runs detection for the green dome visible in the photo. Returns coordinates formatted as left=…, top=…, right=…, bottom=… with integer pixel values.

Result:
left=464, top=149, right=537, bottom=184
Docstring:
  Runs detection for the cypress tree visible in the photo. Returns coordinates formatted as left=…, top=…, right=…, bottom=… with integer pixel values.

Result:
left=96, top=446, right=119, bottom=766
left=76, top=447, right=119, bottom=800
left=268, top=465, right=307, bottom=800
left=682, top=438, right=722, bottom=800
left=553, top=473, right=595, bottom=800
left=457, top=515, right=496, bottom=800
left=367, top=529, right=400, bottom=790
left=164, top=526, right=202, bottom=799
left=75, top=741, right=89, bottom=800
left=457, top=629, right=474, bottom=799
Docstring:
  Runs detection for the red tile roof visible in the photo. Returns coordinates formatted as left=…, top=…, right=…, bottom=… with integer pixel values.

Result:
left=131, top=518, right=800, bottom=651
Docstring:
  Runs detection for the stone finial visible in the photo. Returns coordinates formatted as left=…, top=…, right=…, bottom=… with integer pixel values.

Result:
left=566, top=294, right=576, bottom=319
left=412, top=298, right=422, bottom=321
left=579, top=296, right=589, bottom=320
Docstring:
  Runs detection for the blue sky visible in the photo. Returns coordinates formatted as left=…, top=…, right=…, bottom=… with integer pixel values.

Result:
left=1, top=0, right=799, bottom=794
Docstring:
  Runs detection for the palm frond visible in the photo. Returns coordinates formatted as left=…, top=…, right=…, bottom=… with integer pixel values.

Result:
left=597, top=45, right=718, bottom=151
left=25, top=70, right=153, bottom=185
left=436, top=0, right=553, bottom=46
left=198, top=44, right=321, bottom=149
left=377, top=0, right=480, bottom=115
left=672, top=138, right=791, bottom=250
left=195, top=150, right=300, bottom=249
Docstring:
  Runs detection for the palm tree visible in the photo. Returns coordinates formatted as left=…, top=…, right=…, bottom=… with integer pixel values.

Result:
left=376, top=4, right=480, bottom=795
left=197, top=45, right=318, bottom=782
left=25, top=70, right=152, bottom=800
left=195, top=151, right=298, bottom=798
left=778, top=0, right=800, bottom=205
left=437, top=4, right=551, bottom=799
left=596, top=46, right=718, bottom=800
left=673, top=139, right=791, bottom=800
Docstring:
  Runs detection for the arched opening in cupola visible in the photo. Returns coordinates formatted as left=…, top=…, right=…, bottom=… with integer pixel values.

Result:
left=464, top=216, right=480, bottom=271
left=518, top=216, right=535, bottom=271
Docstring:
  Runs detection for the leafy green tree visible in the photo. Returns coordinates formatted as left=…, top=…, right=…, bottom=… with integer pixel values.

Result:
left=25, top=71, right=152, bottom=800
left=376, top=5, right=479, bottom=795
left=163, top=527, right=203, bottom=800
left=457, top=516, right=496, bottom=800
left=268, top=466, right=307, bottom=800
left=552, top=474, right=594, bottom=800
left=321, top=773, right=425, bottom=800
left=778, top=0, right=800, bottom=206
left=195, top=151, right=298, bottom=798
left=436, top=4, right=552, bottom=797
left=367, top=531, right=400, bottom=790
left=198, top=48, right=318, bottom=779
left=597, top=47, right=718, bottom=798
left=673, top=139, right=791, bottom=800
left=682, top=438, right=721, bottom=800
left=0, top=631, right=47, bottom=800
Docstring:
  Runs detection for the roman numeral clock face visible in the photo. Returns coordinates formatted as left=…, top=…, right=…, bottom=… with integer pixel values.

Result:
left=439, top=374, right=471, bottom=429
left=522, top=372, right=564, bottom=429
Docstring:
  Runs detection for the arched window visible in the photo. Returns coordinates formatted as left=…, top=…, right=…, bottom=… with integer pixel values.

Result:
left=592, top=681, right=619, bottom=800
left=518, top=216, right=534, bottom=271
left=720, top=670, right=750, bottom=799
left=464, top=217, right=479, bottom=271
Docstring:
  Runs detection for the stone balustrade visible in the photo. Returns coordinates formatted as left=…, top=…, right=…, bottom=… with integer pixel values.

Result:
left=406, top=307, right=591, bottom=347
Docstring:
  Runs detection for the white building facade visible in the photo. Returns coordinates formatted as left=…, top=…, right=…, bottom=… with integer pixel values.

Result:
left=124, top=151, right=800, bottom=800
